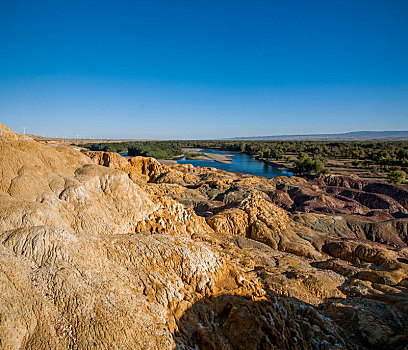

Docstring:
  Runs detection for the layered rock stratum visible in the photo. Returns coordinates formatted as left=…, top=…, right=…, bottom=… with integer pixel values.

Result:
left=1, top=123, right=407, bottom=349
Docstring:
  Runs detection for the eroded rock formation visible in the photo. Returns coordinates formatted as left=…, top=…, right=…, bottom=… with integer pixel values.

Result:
left=1, top=125, right=408, bottom=349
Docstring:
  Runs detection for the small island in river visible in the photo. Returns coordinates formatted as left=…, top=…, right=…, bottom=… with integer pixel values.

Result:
left=182, top=148, right=232, bottom=164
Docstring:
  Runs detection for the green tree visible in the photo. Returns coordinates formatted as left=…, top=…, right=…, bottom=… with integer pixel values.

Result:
left=263, top=148, right=271, bottom=159
left=370, top=165, right=378, bottom=173
left=397, top=149, right=408, bottom=160
left=294, top=157, right=329, bottom=176
left=298, top=152, right=308, bottom=161
left=388, top=170, right=406, bottom=184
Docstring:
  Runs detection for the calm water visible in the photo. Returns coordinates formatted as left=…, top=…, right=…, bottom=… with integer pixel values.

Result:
left=177, top=149, right=292, bottom=178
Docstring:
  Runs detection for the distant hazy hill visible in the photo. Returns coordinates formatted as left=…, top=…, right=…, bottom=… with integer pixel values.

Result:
left=229, top=131, right=408, bottom=141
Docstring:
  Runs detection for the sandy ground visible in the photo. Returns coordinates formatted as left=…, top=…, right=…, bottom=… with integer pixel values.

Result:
left=158, top=159, right=177, bottom=165
left=182, top=148, right=232, bottom=164
left=181, top=148, right=203, bottom=152
left=202, top=153, right=232, bottom=163
left=185, top=153, right=232, bottom=164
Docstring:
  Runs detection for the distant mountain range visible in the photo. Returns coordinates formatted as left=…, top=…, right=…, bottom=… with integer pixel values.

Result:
left=228, top=131, right=408, bottom=141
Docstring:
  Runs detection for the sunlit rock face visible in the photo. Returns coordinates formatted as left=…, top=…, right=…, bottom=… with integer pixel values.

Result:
left=0, top=124, right=407, bottom=349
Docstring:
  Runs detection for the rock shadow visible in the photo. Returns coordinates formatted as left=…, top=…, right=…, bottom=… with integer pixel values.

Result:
left=173, top=290, right=408, bottom=350
left=173, top=293, right=348, bottom=350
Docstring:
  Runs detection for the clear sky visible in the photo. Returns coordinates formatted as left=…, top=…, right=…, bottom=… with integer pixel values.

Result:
left=1, top=0, right=407, bottom=139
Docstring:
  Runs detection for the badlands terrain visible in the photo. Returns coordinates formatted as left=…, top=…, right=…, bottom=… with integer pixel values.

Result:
left=1, top=123, right=408, bottom=349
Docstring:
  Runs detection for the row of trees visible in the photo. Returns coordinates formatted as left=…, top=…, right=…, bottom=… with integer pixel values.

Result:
left=128, top=142, right=183, bottom=159
left=82, top=141, right=183, bottom=159
left=84, top=141, right=133, bottom=153
left=174, top=140, right=408, bottom=174
left=180, top=140, right=407, bottom=160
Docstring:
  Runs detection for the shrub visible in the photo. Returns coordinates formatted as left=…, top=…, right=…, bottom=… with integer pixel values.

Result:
left=294, top=156, right=329, bottom=175
left=370, top=165, right=378, bottom=173
left=388, top=170, right=406, bottom=184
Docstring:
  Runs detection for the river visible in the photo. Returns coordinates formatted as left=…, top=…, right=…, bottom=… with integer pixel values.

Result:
left=177, top=149, right=293, bottom=178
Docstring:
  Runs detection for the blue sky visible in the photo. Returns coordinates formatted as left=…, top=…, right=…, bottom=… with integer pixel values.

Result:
left=1, top=0, right=407, bottom=139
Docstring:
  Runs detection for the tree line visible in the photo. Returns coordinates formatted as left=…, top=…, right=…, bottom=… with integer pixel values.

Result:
left=81, top=141, right=183, bottom=159
left=80, top=140, right=407, bottom=183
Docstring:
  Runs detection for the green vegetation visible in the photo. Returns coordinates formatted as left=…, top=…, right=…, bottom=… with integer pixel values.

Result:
left=83, top=141, right=134, bottom=153
left=82, top=141, right=183, bottom=159
left=388, top=170, right=406, bottom=184
left=81, top=139, right=408, bottom=180
left=128, top=142, right=183, bottom=159
left=370, top=165, right=378, bottom=173
left=185, top=153, right=204, bottom=160
left=294, top=153, right=330, bottom=175
left=173, top=140, right=408, bottom=176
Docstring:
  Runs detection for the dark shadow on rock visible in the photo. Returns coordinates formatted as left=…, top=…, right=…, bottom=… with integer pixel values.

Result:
left=173, top=290, right=408, bottom=350
left=173, top=293, right=349, bottom=350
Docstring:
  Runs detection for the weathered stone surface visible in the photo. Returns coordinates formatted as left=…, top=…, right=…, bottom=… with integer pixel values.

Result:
left=0, top=226, right=258, bottom=349
left=134, top=195, right=213, bottom=236
left=0, top=128, right=157, bottom=236
left=185, top=233, right=408, bottom=349
left=175, top=294, right=348, bottom=350
left=85, top=151, right=165, bottom=183
left=0, top=163, right=155, bottom=235
left=207, top=208, right=249, bottom=237
left=1, top=125, right=408, bottom=349
left=322, top=241, right=408, bottom=285
left=208, top=195, right=318, bottom=258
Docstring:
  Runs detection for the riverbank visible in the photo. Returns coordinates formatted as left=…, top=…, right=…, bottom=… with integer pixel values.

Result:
left=261, top=158, right=293, bottom=172
left=158, top=159, right=177, bottom=165
left=181, top=148, right=232, bottom=164
left=177, top=148, right=290, bottom=178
